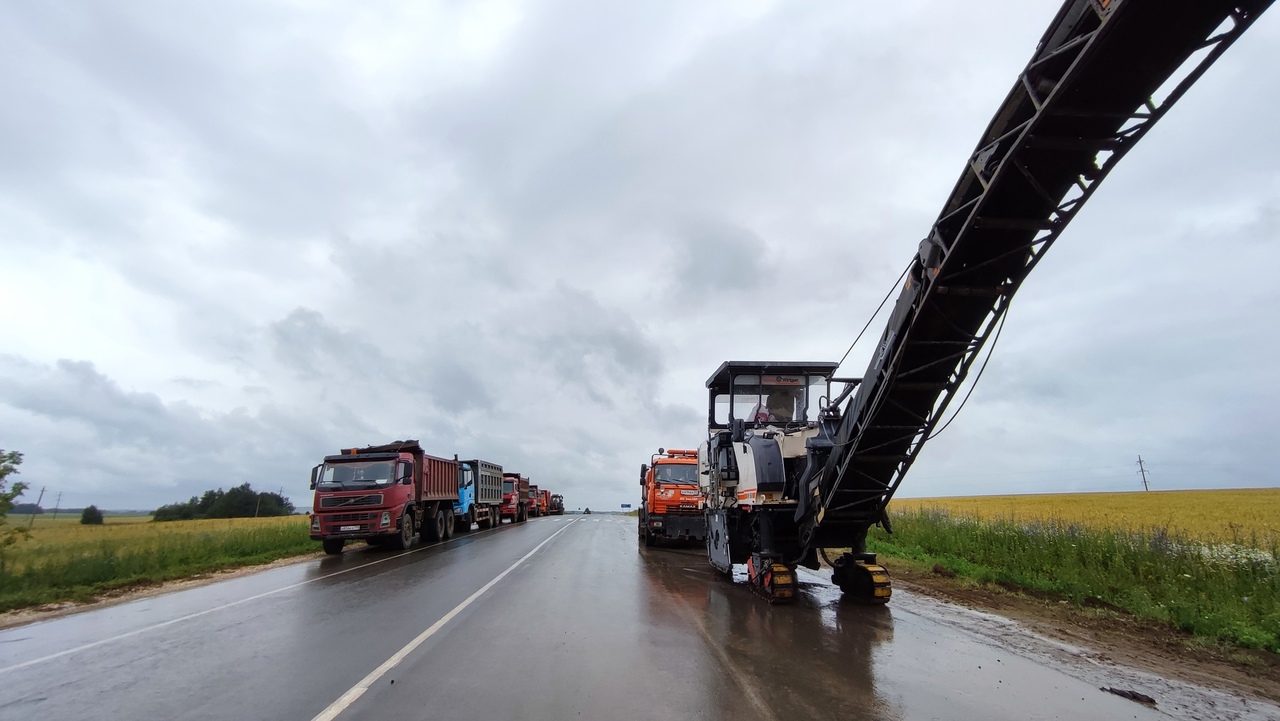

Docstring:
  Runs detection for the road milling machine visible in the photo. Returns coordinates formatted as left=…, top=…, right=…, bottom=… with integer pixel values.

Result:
left=699, top=0, right=1273, bottom=603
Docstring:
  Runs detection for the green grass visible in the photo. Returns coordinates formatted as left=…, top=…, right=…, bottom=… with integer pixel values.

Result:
left=869, top=508, right=1280, bottom=652
left=0, top=517, right=316, bottom=612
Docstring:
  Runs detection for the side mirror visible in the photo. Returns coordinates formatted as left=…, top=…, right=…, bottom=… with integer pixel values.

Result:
left=730, top=418, right=745, bottom=443
left=310, top=465, right=321, bottom=490
left=640, top=464, right=648, bottom=485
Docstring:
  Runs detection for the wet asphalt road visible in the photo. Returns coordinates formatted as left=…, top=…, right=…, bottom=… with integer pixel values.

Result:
left=0, top=515, right=1270, bottom=721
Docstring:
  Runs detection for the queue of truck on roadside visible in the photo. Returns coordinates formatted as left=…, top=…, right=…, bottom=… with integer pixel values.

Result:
left=308, top=440, right=563, bottom=555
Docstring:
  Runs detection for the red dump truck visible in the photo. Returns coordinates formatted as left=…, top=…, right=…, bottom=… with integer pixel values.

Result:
left=309, top=440, right=462, bottom=555
left=501, top=472, right=530, bottom=523
left=528, top=484, right=543, bottom=517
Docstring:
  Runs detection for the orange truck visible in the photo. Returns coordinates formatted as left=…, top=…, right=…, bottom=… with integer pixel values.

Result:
left=538, top=489, right=551, bottom=516
left=638, top=448, right=705, bottom=546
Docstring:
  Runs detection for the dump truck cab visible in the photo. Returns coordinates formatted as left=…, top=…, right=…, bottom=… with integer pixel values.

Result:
left=527, top=484, right=542, bottom=517
left=639, top=448, right=705, bottom=546
left=501, top=472, right=529, bottom=523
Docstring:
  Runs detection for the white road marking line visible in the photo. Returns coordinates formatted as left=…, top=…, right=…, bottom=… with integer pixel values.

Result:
left=0, top=522, right=510, bottom=676
left=311, top=519, right=580, bottom=721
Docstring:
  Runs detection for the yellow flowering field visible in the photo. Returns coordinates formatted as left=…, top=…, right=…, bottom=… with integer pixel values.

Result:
left=1, top=515, right=314, bottom=610
left=889, top=488, right=1280, bottom=545
left=12, top=514, right=305, bottom=552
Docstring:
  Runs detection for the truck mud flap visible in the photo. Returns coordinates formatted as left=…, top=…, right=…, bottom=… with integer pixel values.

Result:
left=707, top=511, right=732, bottom=574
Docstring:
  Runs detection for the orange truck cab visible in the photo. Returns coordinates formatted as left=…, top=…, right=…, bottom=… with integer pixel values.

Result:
left=639, top=448, right=705, bottom=546
left=538, top=489, right=551, bottom=516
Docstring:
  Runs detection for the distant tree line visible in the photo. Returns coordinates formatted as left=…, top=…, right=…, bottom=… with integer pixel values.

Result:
left=12, top=503, right=43, bottom=514
left=153, top=483, right=295, bottom=522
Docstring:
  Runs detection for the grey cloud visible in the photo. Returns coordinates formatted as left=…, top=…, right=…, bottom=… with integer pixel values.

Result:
left=670, top=220, right=769, bottom=300
left=0, top=0, right=1276, bottom=513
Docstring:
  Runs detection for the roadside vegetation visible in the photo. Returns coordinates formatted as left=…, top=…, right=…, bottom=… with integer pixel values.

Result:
left=871, top=496, right=1280, bottom=653
left=0, top=515, right=314, bottom=612
left=0, top=449, right=30, bottom=575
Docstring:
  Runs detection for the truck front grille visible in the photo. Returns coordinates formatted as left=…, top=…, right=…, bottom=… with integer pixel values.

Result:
left=326, top=512, right=378, bottom=523
left=321, top=494, right=384, bottom=508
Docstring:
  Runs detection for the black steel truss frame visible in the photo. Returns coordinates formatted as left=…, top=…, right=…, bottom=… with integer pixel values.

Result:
left=813, top=0, right=1273, bottom=525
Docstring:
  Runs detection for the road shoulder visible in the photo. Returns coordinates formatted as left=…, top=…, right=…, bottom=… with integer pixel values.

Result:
left=879, top=556, right=1280, bottom=706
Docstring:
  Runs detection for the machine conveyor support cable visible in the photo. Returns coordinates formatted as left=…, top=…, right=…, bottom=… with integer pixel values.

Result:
left=836, top=260, right=913, bottom=370
left=924, top=298, right=1012, bottom=441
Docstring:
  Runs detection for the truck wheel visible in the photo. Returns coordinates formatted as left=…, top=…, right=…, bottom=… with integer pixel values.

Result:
left=443, top=509, right=455, bottom=539
left=393, top=513, right=415, bottom=551
left=644, top=528, right=656, bottom=547
left=479, top=512, right=491, bottom=530
left=456, top=508, right=473, bottom=534
left=322, top=539, right=345, bottom=555
left=424, top=509, right=445, bottom=542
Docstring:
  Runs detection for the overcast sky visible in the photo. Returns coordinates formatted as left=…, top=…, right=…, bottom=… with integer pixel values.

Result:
left=2, top=1, right=1277, bottom=513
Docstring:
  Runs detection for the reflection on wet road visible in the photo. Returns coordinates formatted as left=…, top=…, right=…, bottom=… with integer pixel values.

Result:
left=0, top=515, right=1274, bottom=720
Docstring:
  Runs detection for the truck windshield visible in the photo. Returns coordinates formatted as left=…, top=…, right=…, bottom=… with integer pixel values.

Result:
left=319, top=461, right=394, bottom=489
left=503, top=480, right=514, bottom=494
left=654, top=464, right=697, bottom=484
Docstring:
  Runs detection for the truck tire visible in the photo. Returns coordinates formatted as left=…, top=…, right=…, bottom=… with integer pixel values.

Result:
left=478, top=511, right=491, bottom=530
left=443, top=509, right=455, bottom=539
left=424, top=509, right=445, bottom=542
left=322, top=539, right=345, bottom=555
left=456, top=508, right=473, bottom=534
left=392, top=512, right=415, bottom=551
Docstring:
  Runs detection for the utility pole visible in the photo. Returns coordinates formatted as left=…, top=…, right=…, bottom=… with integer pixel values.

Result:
left=28, top=486, right=46, bottom=530
left=51, top=492, right=63, bottom=521
left=1137, top=455, right=1150, bottom=491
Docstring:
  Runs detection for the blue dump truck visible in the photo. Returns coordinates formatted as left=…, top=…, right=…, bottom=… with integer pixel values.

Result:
left=453, top=459, right=504, bottom=532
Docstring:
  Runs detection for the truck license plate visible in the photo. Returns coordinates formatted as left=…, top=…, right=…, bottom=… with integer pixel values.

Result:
left=339, top=525, right=360, bottom=532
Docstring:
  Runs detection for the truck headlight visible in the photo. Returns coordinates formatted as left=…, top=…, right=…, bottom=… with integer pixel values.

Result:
left=381, top=512, right=391, bottom=528
left=311, top=516, right=320, bottom=531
